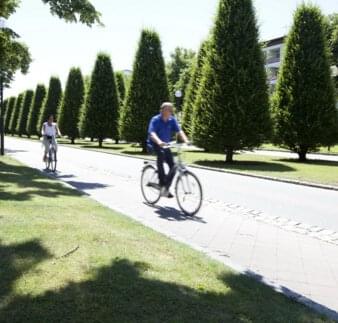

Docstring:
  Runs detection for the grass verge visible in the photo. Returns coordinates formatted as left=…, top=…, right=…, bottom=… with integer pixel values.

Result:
left=0, top=156, right=331, bottom=322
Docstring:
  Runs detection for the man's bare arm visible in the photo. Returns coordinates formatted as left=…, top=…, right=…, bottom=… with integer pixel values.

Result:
left=150, top=132, right=165, bottom=146
left=178, top=130, right=189, bottom=144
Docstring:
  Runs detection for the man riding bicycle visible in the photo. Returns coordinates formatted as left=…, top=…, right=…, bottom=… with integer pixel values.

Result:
left=147, top=102, right=189, bottom=198
left=41, top=115, right=62, bottom=162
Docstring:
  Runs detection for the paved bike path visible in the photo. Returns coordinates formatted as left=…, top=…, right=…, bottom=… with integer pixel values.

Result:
left=5, top=137, right=338, bottom=320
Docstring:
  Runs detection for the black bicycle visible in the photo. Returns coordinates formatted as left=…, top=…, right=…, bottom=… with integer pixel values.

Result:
left=44, top=135, right=57, bottom=172
left=141, top=143, right=203, bottom=216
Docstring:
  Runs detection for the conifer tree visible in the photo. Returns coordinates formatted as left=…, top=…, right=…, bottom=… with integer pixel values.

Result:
left=273, top=5, right=338, bottom=161
left=182, top=40, right=209, bottom=135
left=39, top=76, right=62, bottom=127
left=4, top=97, right=16, bottom=134
left=81, top=53, right=120, bottom=147
left=121, top=29, right=169, bottom=151
left=192, top=0, right=271, bottom=162
left=59, top=67, right=85, bottom=144
left=17, top=89, right=33, bottom=136
left=9, top=93, right=24, bottom=135
left=27, top=84, right=47, bottom=137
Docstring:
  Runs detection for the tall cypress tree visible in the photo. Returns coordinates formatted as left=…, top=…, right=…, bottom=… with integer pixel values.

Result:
left=27, top=84, right=47, bottom=137
left=79, top=75, right=91, bottom=139
left=59, top=67, right=85, bottom=144
left=17, top=89, right=34, bottom=137
left=39, top=76, right=62, bottom=128
left=9, top=93, right=24, bottom=135
left=192, top=0, right=271, bottom=162
left=81, top=53, right=120, bottom=147
left=273, top=5, right=338, bottom=161
left=3, top=98, right=8, bottom=122
left=115, top=71, right=126, bottom=104
left=5, top=97, right=16, bottom=134
left=121, top=29, right=169, bottom=151
left=182, top=40, right=209, bottom=135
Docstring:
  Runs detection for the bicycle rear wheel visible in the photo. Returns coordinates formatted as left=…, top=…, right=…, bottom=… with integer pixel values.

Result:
left=175, top=170, right=203, bottom=216
left=141, top=165, right=161, bottom=205
left=50, top=148, right=57, bottom=172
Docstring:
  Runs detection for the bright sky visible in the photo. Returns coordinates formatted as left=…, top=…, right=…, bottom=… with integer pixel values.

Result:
left=4, top=0, right=338, bottom=98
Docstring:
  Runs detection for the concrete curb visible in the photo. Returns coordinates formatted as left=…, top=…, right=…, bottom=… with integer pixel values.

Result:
left=257, top=148, right=338, bottom=157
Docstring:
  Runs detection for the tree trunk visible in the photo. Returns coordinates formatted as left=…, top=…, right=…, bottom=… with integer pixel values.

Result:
left=225, top=147, right=234, bottom=163
left=115, top=138, right=119, bottom=144
left=98, top=138, right=103, bottom=148
left=71, top=138, right=75, bottom=144
left=90, top=137, right=94, bottom=142
left=298, top=146, right=308, bottom=162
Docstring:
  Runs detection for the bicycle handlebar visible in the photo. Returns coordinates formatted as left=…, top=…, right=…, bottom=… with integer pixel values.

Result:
left=162, top=142, right=192, bottom=150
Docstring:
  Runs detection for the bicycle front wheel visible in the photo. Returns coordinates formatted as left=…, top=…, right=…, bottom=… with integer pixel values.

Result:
left=176, top=170, right=203, bottom=216
left=141, top=165, right=161, bottom=205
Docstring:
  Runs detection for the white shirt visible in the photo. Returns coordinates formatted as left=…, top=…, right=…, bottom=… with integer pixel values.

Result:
left=43, top=122, right=57, bottom=137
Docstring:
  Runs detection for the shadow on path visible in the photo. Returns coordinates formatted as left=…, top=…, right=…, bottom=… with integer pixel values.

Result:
left=67, top=181, right=109, bottom=191
left=148, top=204, right=206, bottom=223
left=5, top=148, right=28, bottom=153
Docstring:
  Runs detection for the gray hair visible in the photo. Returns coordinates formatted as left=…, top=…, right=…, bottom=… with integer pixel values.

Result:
left=160, top=102, right=174, bottom=110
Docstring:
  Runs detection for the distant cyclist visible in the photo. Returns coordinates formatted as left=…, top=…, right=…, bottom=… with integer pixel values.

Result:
left=41, top=115, right=62, bottom=162
left=147, top=102, right=189, bottom=198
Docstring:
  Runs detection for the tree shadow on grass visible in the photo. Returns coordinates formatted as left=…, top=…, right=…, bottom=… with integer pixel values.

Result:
left=0, top=239, right=52, bottom=300
left=0, top=160, right=82, bottom=201
left=194, top=160, right=296, bottom=173
left=0, top=257, right=328, bottom=323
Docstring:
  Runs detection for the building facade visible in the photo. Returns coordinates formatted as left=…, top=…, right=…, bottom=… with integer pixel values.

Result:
left=262, top=36, right=285, bottom=92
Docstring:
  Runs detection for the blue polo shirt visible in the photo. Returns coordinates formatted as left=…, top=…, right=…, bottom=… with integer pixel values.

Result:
left=147, top=114, right=181, bottom=146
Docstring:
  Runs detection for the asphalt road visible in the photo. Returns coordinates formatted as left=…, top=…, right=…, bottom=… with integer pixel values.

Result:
left=5, top=137, right=338, bottom=232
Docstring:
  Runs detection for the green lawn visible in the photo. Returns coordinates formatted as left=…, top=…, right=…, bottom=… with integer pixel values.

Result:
left=0, top=156, right=330, bottom=322
left=183, top=151, right=338, bottom=187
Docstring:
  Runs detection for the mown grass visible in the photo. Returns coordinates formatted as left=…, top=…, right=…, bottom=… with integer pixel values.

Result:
left=0, top=156, right=331, bottom=322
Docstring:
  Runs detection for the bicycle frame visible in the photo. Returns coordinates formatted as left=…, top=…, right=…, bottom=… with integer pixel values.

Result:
left=141, top=143, right=203, bottom=215
left=147, top=143, right=187, bottom=174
